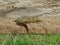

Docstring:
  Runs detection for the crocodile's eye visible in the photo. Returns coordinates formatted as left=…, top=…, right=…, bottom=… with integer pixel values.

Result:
left=36, top=20, right=41, bottom=22
left=14, top=20, right=17, bottom=22
left=25, top=21, right=28, bottom=23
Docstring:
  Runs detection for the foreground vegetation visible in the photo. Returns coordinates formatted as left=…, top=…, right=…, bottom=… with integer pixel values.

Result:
left=0, top=33, right=60, bottom=45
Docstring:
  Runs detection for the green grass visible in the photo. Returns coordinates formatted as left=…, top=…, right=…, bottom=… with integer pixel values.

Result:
left=0, top=33, right=60, bottom=45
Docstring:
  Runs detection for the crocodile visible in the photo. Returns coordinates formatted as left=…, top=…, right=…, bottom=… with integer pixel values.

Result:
left=15, top=15, right=42, bottom=33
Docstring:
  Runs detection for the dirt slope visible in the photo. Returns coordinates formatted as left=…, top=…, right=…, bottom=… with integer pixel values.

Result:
left=0, top=0, right=60, bottom=34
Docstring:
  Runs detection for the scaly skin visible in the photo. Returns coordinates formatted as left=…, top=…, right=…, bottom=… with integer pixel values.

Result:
left=15, top=15, right=42, bottom=33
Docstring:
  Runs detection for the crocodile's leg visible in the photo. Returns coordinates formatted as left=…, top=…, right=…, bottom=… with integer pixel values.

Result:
left=16, top=22, right=29, bottom=34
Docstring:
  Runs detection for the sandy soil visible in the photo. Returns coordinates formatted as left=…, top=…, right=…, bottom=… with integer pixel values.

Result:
left=0, top=0, right=60, bottom=34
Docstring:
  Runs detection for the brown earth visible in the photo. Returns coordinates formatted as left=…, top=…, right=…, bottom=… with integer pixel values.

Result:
left=0, top=0, right=60, bottom=34
left=0, top=15, right=60, bottom=34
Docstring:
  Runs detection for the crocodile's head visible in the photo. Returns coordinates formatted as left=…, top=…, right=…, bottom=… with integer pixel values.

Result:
left=14, top=18, right=29, bottom=33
